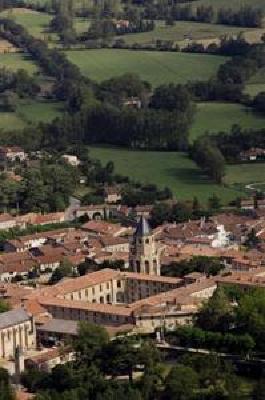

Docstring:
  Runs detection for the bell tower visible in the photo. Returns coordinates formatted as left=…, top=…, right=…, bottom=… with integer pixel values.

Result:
left=130, top=216, right=161, bottom=276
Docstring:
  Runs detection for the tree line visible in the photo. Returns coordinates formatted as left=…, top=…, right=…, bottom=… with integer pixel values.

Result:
left=144, top=3, right=264, bottom=28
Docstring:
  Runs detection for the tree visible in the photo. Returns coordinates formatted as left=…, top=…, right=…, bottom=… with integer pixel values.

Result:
left=208, top=194, right=222, bottom=210
left=196, top=288, right=234, bottom=332
left=163, top=364, right=199, bottom=400
left=0, top=368, right=15, bottom=400
left=245, top=228, right=261, bottom=249
left=74, top=322, right=109, bottom=365
left=237, top=289, right=265, bottom=350
left=0, top=300, right=10, bottom=313
left=49, top=259, right=73, bottom=284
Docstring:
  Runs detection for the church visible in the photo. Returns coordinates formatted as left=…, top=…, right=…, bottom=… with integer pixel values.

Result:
left=129, top=216, right=164, bottom=276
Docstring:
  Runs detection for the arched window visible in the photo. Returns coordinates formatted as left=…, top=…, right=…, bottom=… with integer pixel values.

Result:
left=145, top=238, right=149, bottom=244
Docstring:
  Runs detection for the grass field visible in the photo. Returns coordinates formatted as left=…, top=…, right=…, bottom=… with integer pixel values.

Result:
left=17, top=101, right=63, bottom=123
left=0, top=101, right=63, bottom=131
left=0, top=53, right=38, bottom=74
left=1, top=9, right=52, bottom=38
left=190, top=102, right=265, bottom=140
left=225, top=164, right=265, bottom=185
left=118, top=20, right=258, bottom=46
left=65, top=49, right=228, bottom=86
left=88, top=146, right=244, bottom=203
left=0, top=9, right=90, bottom=41
left=0, top=113, right=26, bottom=131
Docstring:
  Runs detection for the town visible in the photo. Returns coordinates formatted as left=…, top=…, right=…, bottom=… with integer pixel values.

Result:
left=0, top=0, right=265, bottom=396
left=0, top=144, right=264, bottom=399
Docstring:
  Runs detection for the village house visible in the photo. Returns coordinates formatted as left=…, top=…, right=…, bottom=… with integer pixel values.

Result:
left=62, top=154, right=80, bottom=166
left=99, top=235, right=129, bottom=253
left=25, top=347, right=75, bottom=372
left=0, top=146, right=26, bottom=162
left=0, top=259, right=37, bottom=283
left=104, top=186, right=122, bottom=204
left=4, top=229, right=76, bottom=252
left=240, top=147, right=265, bottom=161
left=81, top=220, right=129, bottom=237
left=0, top=213, right=17, bottom=230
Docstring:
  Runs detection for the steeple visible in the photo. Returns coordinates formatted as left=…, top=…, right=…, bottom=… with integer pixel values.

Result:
left=135, top=216, right=151, bottom=237
left=130, top=216, right=161, bottom=276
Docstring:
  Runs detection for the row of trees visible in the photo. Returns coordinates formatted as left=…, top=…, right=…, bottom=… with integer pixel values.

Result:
left=0, top=18, right=83, bottom=86
left=144, top=3, right=264, bottom=27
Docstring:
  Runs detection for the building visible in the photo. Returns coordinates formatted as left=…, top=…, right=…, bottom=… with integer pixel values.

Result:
left=62, top=155, right=80, bottom=166
left=25, top=348, right=74, bottom=372
left=0, top=213, right=17, bottom=230
left=240, top=148, right=265, bottom=161
left=0, top=309, right=36, bottom=359
left=129, top=217, right=164, bottom=276
left=0, top=146, right=26, bottom=162
left=104, top=187, right=122, bottom=204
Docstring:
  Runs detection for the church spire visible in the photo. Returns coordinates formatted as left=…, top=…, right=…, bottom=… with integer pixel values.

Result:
left=135, top=216, right=151, bottom=237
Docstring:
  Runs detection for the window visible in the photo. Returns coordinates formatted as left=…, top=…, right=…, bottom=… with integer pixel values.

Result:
left=145, top=260, right=150, bottom=274
left=145, top=239, right=149, bottom=244
left=92, top=288, right=95, bottom=295
left=117, top=280, right=121, bottom=288
left=136, top=261, right=141, bottom=273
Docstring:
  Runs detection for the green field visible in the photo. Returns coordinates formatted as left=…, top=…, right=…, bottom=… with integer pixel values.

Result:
left=88, top=146, right=244, bottom=203
left=1, top=9, right=52, bottom=38
left=0, top=101, right=63, bottom=131
left=0, top=112, right=26, bottom=131
left=191, top=102, right=265, bottom=140
left=225, top=164, right=265, bottom=185
left=118, top=20, right=257, bottom=46
left=0, top=9, right=90, bottom=41
left=65, top=49, right=228, bottom=87
left=0, top=53, right=38, bottom=74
